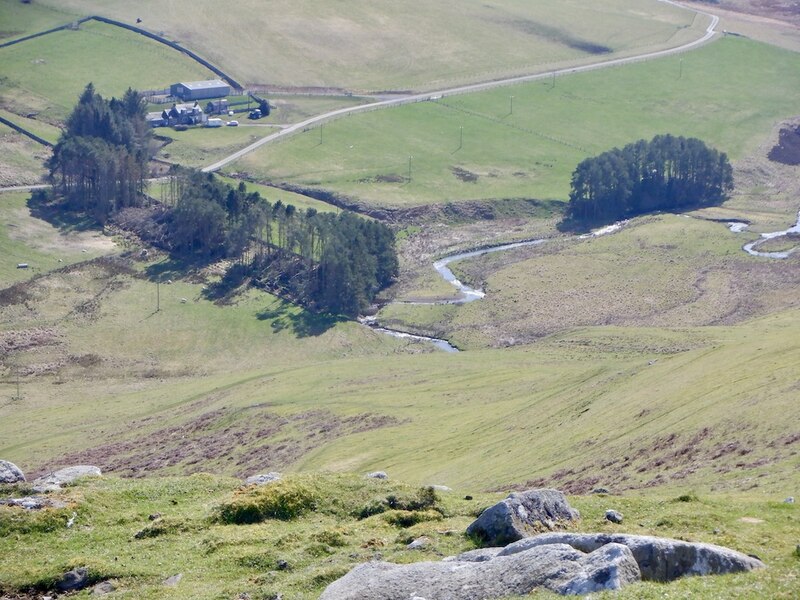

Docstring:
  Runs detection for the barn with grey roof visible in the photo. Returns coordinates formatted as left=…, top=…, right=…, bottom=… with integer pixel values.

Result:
left=170, top=79, right=230, bottom=101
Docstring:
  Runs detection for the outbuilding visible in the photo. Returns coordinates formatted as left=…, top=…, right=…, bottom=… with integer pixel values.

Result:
left=170, top=79, right=230, bottom=101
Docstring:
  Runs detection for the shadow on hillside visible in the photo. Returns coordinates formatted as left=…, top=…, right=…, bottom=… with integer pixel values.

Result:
left=257, top=300, right=344, bottom=338
left=27, top=190, right=99, bottom=233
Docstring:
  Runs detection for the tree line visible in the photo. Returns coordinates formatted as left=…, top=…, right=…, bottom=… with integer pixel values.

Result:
left=161, top=168, right=398, bottom=316
left=567, top=134, right=734, bottom=224
left=46, top=85, right=397, bottom=317
left=47, top=83, right=152, bottom=223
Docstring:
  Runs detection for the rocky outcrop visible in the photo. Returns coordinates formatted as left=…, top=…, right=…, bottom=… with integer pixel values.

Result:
left=466, top=489, right=580, bottom=546
left=32, top=465, right=102, bottom=492
left=499, top=533, right=766, bottom=581
left=244, top=472, right=281, bottom=486
left=0, top=460, right=25, bottom=484
left=320, top=542, right=641, bottom=599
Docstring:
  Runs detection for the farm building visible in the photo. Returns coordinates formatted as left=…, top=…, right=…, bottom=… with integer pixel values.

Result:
left=170, top=79, right=230, bottom=101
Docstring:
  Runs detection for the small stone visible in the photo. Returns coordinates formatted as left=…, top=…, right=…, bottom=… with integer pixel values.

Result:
left=592, top=487, right=610, bottom=495
left=784, top=496, right=795, bottom=504
left=56, top=567, right=90, bottom=592
left=366, top=471, right=388, bottom=480
left=0, top=460, right=25, bottom=484
left=464, top=495, right=473, bottom=501
left=163, top=573, right=183, bottom=587
left=149, top=513, right=162, bottom=521
left=407, top=536, right=430, bottom=550
left=276, top=559, right=289, bottom=571
left=92, top=581, right=116, bottom=595
left=606, top=509, right=624, bottom=524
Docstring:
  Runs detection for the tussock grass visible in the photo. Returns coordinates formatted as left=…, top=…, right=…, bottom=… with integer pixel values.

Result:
left=0, top=474, right=797, bottom=599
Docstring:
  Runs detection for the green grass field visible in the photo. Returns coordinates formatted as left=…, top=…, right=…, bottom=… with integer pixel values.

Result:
left=32, top=0, right=702, bottom=91
left=234, top=37, right=800, bottom=209
left=0, top=19, right=214, bottom=124
left=1, top=474, right=797, bottom=599
left=0, top=0, right=78, bottom=43
left=0, top=126, right=49, bottom=186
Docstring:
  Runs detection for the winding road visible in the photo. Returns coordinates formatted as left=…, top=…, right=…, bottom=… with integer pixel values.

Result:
left=201, top=2, right=720, bottom=173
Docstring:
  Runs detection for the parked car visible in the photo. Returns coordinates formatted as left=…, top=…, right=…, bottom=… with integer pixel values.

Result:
left=227, top=120, right=239, bottom=127
left=248, top=108, right=262, bottom=119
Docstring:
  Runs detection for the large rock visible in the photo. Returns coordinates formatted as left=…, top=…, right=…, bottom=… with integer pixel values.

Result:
left=244, top=472, right=281, bottom=486
left=466, top=488, right=580, bottom=546
left=0, top=460, right=25, bottom=484
left=56, top=567, right=90, bottom=592
left=320, top=542, right=640, bottom=599
left=499, top=532, right=766, bottom=582
left=32, top=465, right=102, bottom=492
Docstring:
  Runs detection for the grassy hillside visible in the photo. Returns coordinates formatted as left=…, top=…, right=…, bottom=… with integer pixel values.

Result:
left=234, top=37, right=800, bottom=209
left=1, top=474, right=797, bottom=599
left=0, top=19, right=215, bottom=125
left=1, top=185, right=799, bottom=495
left=31, top=0, right=701, bottom=91
left=380, top=213, right=800, bottom=348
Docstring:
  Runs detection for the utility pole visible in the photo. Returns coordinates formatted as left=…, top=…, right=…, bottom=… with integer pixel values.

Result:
left=510, top=95, right=514, bottom=115
left=156, top=280, right=160, bottom=312
left=460, top=125, right=463, bottom=149
left=320, top=124, right=323, bottom=144
left=679, top=58, right=683, bottom=80
left=552, top=72, right=556, bottom=88
left=408, top=155, right=413, bottom=181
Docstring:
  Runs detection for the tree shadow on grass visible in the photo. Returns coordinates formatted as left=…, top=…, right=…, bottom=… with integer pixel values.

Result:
left=257, top=299, right=345, bottom=338
left=26, top=190, right=100, bottom=234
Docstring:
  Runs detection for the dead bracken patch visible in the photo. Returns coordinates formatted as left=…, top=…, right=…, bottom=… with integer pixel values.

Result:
left=39, top=408, right=403, bottom=479
left=451, top=166, right=479, bottom=183
left=0, top=327, right=62, bottom=354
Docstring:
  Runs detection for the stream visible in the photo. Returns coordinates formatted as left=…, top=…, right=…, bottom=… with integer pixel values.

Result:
left=362, top=221, right=627, bottom=352
left=730, top=209, right=800, bottom=259
left=365, top=210, right=799, bottom=352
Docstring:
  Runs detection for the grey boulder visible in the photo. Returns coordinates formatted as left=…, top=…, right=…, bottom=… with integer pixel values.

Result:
left=320, top=542, right=640, bottom=599
left=366, top=471, right=389, bottom=480
left=467, top=488, right=580, bottom=546
left=605, top=509, right=624, bottom=524
left=56, top=567, right=90, bottom=592
left=32, top=465, right=102, bottom=492
left=499, top=532, right=765, bottom=581
left=0, top=460, right=25, bottom=484
left=445, top=547, right=504, bottom=563
left=244, top=472, right=282, bottom=486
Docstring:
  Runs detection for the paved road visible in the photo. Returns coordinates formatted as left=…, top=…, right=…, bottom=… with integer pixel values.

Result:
left=202, top=1, right=719, bottom=173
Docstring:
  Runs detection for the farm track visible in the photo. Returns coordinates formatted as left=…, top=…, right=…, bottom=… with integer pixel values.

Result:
left=201, top=1, right=720, bottom=173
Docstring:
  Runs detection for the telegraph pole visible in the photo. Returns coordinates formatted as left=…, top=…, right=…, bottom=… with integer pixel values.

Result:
left=408, top=155, right=413, bottom=181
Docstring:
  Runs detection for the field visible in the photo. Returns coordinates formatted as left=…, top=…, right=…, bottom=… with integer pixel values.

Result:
left=232, top=37, right=800, bottom=210
left=1, top=3, right=800, bottom=598
left=1, top=474, right=797, bottom=599
left=0, top=19, right=214, bottom=124
left=0, top=203, right=797, bottom=498
left=0, top=125, right=49, bottom=186
left=31, top=0, right=702, bottom=91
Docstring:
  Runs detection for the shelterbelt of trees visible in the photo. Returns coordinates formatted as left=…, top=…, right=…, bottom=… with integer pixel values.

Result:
left=161, top=169, right=398, bottom=316
left=567, top=135, right=734, bottom=224
left=45, top=85, right=398, bottom=317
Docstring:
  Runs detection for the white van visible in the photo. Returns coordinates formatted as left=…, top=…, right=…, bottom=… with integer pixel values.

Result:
left=206, top=118, right=223, bottom=128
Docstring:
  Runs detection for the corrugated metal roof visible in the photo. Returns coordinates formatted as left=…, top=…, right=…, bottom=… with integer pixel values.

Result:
left=177, top=79, right=229, bottom=90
